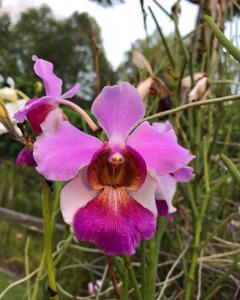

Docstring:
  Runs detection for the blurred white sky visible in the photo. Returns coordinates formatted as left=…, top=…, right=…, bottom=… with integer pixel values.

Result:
left=1, top=0, right=198, bottom=68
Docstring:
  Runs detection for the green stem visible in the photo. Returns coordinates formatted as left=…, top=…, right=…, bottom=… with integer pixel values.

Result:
left=140, top=241, right=146, bottom=297
left=184, top=219, right=201, bottom=300
left=221, top=154, right=240, bottom=185
left=185, top=192, right=211, bottom=300
left=185, top=140, right=212, bottom=300
left=42, top=179, right=59, bottom=300
left=53, top=235, right=73, bottom=268
left=123, top=256, right=142, bottom=300
left=142, top=94, right=240, bottom=122
left=152, top=0, right=172, bottom=19
left=148, top=6, right=175, bottom=68
left=144, top=218, right=168, bottom=300
left=121, top=267, right=129, bottom=300
left=51, top=182, right=62, bottom=239
left=186, top=184, right=197, bottom=218
left=31, top=252, right=46, bottom=300
left=203, top=138, right=210, bottom=193
left=25, top=236, right=31, bottom=300
left=204, top=15, right=240, bottom=62
left=211, top=79, right=240, bottom=86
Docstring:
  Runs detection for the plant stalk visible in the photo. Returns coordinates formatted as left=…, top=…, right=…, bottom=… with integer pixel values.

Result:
left=142, top=94, right=240, bottom=122
left=42, top=179, right=59, bottom=300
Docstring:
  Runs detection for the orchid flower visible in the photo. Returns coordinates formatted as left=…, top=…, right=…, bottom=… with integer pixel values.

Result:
left=14, top=56, right=97, bottom=167
left=14, top=55, right=97, bottom=134
left=33, top=82, right=194, bottom=255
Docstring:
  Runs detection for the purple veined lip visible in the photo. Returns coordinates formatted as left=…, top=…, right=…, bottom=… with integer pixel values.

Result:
left=71, top=144, right=156, bottom=255
left=73, top=185, right=156, bottom=255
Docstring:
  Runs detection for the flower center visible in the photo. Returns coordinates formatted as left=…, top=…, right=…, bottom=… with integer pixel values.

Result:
left=108, top=152, right=125, bottom=165
left=87, top=145, right=147, bottom=190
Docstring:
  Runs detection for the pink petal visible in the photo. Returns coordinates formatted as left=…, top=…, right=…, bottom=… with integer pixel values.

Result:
left=92, top=82, right=145, bottom=145
left=60, top=170, right=98, bottom=224
left=173, top=166, right=195, bottom=182
left=40, top=107, right=66, bottom=133
left=14, top=96, right=55, bottom=123
left=61, top=84, right=80, bottom=98
left=73, top=187, right=156, bottom=255
left=130, top=175, right=158, bottom=217
left=32, top=55, right=62, bottom=96
left=152, top=121, right=177, bottom=141
left=16, top=146, right=36, bottom=167
left=155, top=174, right=177, bottom=213
left=152, top=121, right=173, bottom=134
left=33, top=121, right=103, bottom=181
left=127, top=122, right=194, bottom=175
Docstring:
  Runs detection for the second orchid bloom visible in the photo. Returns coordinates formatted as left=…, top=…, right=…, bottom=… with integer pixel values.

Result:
left=32, top=81, right=194, bottom=255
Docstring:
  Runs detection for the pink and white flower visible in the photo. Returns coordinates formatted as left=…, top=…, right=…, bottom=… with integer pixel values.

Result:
left=14, top=56, right=96, bottom=167
left=14, top=55, right=81, bottom=134
left=33, top=82, right=194, bottom=255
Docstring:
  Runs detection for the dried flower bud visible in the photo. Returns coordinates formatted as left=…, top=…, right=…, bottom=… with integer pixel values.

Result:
left=188, top=76, right=210, bottom=102
left=182, top=72, right=210, bottom=102
left=136, top=77, right=154, bottom=101
left=171, top=2, right=181, bottom=16
left=158, top=95, right=173, bottom=111
left=132, top=49, right=153, bottom=76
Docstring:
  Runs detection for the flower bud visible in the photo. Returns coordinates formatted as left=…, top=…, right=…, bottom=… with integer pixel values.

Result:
left=182, top=72, right=210, bottom=102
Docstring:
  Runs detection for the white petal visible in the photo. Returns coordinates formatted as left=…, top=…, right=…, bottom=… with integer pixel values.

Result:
left=40, top=107, right=64, bottom=133
left=60, top=170, right=98, bottom=224
left=130, top=175, right=158, bottom=217
left=155, top=174, right=177, bottom=213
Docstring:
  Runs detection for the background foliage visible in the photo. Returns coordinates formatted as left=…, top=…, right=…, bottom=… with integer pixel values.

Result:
left=1, top=1, right=240, bottom=299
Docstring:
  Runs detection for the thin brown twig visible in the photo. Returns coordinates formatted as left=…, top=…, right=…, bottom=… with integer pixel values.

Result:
left=107, top=256, right=121, bottom=300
